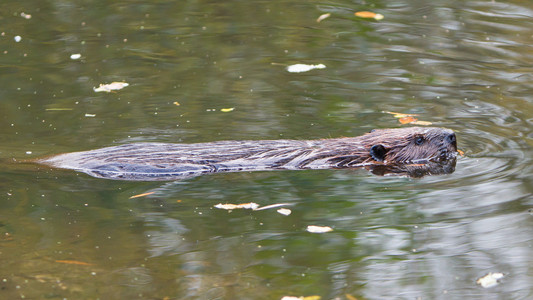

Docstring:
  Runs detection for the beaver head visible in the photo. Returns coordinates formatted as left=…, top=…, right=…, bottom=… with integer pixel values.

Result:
left=361, top=127, right=457, bottom=163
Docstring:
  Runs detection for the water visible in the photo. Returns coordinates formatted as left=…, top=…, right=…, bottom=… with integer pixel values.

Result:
left=1, top=0, right=532, bottom=299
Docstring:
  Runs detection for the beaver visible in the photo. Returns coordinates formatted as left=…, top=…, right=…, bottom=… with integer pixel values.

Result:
left=38, top=127, right=457, bottom=181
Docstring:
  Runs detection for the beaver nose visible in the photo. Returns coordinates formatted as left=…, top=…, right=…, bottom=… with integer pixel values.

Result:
left=446, top=133, right=457, bottom=147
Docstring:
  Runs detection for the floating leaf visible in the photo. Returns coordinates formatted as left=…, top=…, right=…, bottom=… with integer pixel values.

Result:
left=220, top=107, right=234, bottom=112
left=55, top=260, right=93, bottom=266
left=476, top=272, right=504, bottom=288
left=254, top=203, right=292, bottom=211
left=281, top=296, right=321, bottom=300
left=316, top=13, right=331, bottom=23
left=93, top=81, right=129, bottom=93
left=345, top=294, right=358, bottom=300
left=399, top=116, right=418, bottom=124
left=277, top=208, right=292, bottom=216
left=384, top=111, right=418, bottom=118
left=84, top=113, right=96, bottom=117
left=70, top=53, right=81, bottom=60
left=457, top=149, right=464, bottom=156
left=287, top=64, right=326, bottom=73
left=215, top=202, right=293, bottom=211
left=129, top=191, right=155, bottom=199
left=215, top=202, right=260, bottom=210
left=306, top=225, right=333, bottom=233
left=384, top=111, right=432, bottom=125
left=411, top=120, right=432, bottom=126
left=355, top=11, right=384, bottom=20
left=173, top=101, right=180, bottom=106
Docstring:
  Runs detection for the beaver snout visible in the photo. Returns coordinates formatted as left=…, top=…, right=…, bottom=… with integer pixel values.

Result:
left=445, top=133, right=457, bottom=148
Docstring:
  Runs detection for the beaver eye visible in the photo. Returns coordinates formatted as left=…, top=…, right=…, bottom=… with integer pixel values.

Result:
left=414, top=135, right=425, bottom=145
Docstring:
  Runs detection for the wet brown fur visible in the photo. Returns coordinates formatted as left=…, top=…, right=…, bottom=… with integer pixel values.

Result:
left=39, top=127, right=457, bottom=181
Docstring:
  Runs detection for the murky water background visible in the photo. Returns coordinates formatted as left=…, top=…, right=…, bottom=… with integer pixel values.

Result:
left=1, top=0, right=533, bottom=299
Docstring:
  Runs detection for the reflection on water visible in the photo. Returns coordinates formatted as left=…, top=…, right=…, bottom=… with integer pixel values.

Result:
left=1, top=0, right=533, bottom=299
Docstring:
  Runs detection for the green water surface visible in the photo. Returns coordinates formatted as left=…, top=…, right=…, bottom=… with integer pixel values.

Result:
left=1, top=1, right=532, bottom=299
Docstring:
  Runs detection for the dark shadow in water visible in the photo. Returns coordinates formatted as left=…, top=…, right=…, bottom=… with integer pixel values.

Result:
left=21, top=158, right=456, bottom=181
left=366, top=159, right=456, bottom=178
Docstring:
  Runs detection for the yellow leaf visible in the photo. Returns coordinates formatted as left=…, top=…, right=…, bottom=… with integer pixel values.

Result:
left=173, top=101, right=180, bottom=106
left=129, top=191, right=155, bottom=199
left=220, top=108, right=234, bottom=112
left=345, top=294, right=358, bottom=300
left=355, top=11, right=384, bottom=20
left=316, top=13, right=331, bottom=23
left=281, top=296, right=321, bottom=300
left=411, top=120, right=433, bottom=126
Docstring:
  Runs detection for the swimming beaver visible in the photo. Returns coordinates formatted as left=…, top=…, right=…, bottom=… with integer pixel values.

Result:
left=39, top=127, right=457, bottom=181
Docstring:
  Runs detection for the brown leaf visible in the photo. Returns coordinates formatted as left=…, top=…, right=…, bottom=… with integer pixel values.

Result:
left=399, top=116, right=418, bottom=124
left=55, top=260, right=93, bottom=266
left=383, top=111, right=418, bottom=118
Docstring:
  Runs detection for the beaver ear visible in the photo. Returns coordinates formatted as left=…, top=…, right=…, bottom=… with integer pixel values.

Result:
left=370, top=144, right=388, bottom=162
